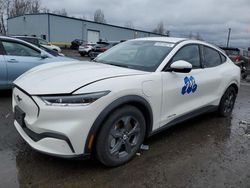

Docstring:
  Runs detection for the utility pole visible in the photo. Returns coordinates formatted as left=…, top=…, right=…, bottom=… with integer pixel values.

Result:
left=226, top=28, right=231, bottom=48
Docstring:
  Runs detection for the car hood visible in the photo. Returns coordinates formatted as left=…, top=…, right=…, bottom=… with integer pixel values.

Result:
left=14, top=61, right=147, bottom=95
left=52, top=56, right=75, bottom=61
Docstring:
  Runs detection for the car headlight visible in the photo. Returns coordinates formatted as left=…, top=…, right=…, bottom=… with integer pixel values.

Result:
left=40, top=91, right=110, bottom=106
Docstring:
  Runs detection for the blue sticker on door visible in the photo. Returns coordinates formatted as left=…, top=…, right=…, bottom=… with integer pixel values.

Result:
left=181, top=76, right=197, bottom=95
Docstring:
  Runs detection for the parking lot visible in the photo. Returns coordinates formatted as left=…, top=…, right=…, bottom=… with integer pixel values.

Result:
left=0, top=49, right=249, bottom=187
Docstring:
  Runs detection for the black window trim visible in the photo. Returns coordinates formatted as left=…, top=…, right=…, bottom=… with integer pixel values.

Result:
left=1, top=39, right=41, bottom=56
left=0, top=41, right=4, bottom=55
left=162, top=43, right=203, bottom=71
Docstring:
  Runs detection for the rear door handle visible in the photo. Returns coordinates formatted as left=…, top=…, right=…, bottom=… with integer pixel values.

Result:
left=7, top=59, right=19, bottom=63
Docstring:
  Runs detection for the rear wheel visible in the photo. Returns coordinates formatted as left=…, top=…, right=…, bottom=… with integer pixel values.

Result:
left=218, top=86, right=237, bottom=117
left=96, top=105, right=146, bottom=167
left=80, top=52, right=86, bottom=56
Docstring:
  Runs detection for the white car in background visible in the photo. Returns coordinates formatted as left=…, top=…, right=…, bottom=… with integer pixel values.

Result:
left=14, top=36, right=61, bottom=53
left=39, top=39, right=61, bottom=53
left=13, top=37, right=240, bottom=167
left=78, top=43, right=96, bottom=56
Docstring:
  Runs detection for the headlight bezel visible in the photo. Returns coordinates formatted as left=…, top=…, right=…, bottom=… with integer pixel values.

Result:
left=40, top=91, right=110, bottom=106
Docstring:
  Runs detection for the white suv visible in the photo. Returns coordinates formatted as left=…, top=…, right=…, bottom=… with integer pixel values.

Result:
left=13, top=37, right=240, bottom=166
left=78, top=43, right=96, bottom=56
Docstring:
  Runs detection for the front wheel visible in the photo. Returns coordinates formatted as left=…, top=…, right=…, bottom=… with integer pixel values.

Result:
left=96, top=105, right=146, bottom=167
left=80, top=52, right=86, bottom=56
left=218, top=87, right=237, bottom=117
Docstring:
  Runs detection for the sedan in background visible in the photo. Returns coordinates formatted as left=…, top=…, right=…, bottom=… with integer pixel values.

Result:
left=14, top=36, right=62, bottom=53
left=13, top=37, right=240, bottom=166
left=0, top=36, right=76, bottom=89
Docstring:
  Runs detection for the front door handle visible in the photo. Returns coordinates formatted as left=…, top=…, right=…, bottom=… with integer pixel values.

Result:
left=7, top=59, right=19, bottom=63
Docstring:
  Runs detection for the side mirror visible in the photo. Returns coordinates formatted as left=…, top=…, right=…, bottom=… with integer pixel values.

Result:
left=169, top=60, right=192, bottom=73
left=41, top=52, right=49, bottom=59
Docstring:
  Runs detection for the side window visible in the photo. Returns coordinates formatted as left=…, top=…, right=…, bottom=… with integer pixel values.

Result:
left=220, top=54, right=227, bottom=63
left=2, top=41, right=40, bottom=57
left=203, top=46, right=221, bottom=68
left=172, top=45, right=201, bottom=68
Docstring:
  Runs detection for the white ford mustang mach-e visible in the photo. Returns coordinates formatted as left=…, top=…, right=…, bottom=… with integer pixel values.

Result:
left=13, top=37, right=240, bottom=166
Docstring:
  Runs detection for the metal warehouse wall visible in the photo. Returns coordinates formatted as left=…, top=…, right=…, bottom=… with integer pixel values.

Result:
left=49, top=15, right=162, bottom=43
left=49, top=15, right=83, bottom=42
left=8, top=14, right=165, bottom=43
left=8, top=14, right=49, bottom=39
left=84, top=21, right=148, bottom=41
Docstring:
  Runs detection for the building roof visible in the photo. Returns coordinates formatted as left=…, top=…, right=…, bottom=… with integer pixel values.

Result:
left=8, top=13, right=168, bottom=36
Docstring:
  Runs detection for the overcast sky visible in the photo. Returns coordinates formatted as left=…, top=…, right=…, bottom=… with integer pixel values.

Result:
left=41, top=0, right=250, bottom=48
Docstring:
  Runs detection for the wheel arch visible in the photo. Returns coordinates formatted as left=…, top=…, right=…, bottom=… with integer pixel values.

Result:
left=84, top=95, right=153, bottom=154
left=225, top=81, right=239, bottom=94
left=218, top=81, right=239, bottom=106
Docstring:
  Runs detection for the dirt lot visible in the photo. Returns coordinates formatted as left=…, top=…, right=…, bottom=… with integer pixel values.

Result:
left=0, top=50, right=250, bottom=187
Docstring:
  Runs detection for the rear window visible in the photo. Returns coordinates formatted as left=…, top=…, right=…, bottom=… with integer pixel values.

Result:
left=203, top=46, right=221, bottom=67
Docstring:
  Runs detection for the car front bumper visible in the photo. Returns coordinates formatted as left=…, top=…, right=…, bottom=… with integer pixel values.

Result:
left=12, top=87, right=102, bottom=158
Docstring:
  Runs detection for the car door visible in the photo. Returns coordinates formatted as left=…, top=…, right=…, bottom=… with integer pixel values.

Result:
left=160, top=44, right=219, bottom=127
left=0, top=43, right=7, bottom=89
left=200, top=45, right=225, bottom=101
left=1, top=40, right=44, bottom=86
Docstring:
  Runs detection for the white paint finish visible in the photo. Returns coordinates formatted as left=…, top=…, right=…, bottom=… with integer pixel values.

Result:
left=14, top=61, right=147, bottom=95
left=170, top=60, right=192, bottom=69
left=12, top=38, right=240, bottom=158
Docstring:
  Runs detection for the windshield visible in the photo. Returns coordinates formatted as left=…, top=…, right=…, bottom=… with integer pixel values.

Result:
left=95, top=40, right=174, bottom=72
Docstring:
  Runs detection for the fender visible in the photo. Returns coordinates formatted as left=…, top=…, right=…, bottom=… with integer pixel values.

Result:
left=224, top=80, right=239, bottom=94
left=84, top=95, right=153, bottom=154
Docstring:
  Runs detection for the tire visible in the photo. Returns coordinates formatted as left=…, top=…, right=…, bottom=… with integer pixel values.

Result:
left=80, top=52, right=85, bottom=56
left=96, top=105, right=146, bottom=167
left=87, top=51, right=92, bottom=57
left=218, top=86, right=237, bottom=117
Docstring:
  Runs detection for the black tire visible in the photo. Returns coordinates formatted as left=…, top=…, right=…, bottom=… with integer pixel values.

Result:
left=80, top=52, right=85, bottom=57
left=218, top=86, right=237, bottom=117
left=96, top=105, right=146, bottom=167
left=87, top=51, right=92, bottom=57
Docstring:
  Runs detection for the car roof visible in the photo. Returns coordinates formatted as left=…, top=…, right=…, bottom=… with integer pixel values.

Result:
left=12, top=35, right=44, bottom=40
left=134, top=37, right=187, bottom=43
